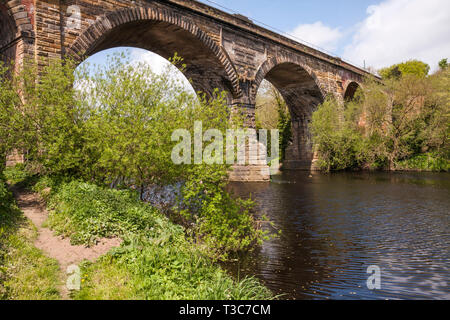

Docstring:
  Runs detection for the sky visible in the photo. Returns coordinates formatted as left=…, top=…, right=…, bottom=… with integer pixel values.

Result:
left=83, top=0, right=450, bottom=75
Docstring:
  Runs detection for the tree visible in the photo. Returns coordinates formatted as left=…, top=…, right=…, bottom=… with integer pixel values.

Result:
left=83, top=52, right=235, bottom=193
left=311, top=68, right=449, bottom=172
left=0, top=61, right=18, bottom=172
left=379, top=60, right=430, bottom=80
left=310, top=97, right=364, bottom=172
left=438, top=58, right=448, bottom=70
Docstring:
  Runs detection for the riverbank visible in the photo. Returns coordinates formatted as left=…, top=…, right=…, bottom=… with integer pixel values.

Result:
left=0, top=167, right=272, bottom=300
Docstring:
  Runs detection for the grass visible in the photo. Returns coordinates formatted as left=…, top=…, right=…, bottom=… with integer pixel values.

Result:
left=4, top=166, right=272, bottom=300
left=74, top=238, right=271, bottom=300
left=0, top=175, right=61, bottom=300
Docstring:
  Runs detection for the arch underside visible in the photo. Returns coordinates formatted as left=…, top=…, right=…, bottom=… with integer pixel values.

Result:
left=72, top=18, right=237, bottom=101
left=264, top=63, right=324, bottom=169
left=0, top=8, right=18, bottom=64
left=344, top=81, right=360, bottom=101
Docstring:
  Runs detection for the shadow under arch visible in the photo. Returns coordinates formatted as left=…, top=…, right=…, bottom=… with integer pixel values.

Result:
left=66, top=7, right=241, bottom=102
left=253, top=57, right=326, bottom=170
left=0, top=5, right=18, bottom=65
left=343, top=81, right=361, bottom=102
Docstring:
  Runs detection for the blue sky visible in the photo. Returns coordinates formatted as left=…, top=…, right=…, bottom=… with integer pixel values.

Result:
left=198, top=0, right=382, bottom=54
left=84, top=0, right=450, bottom=73
left=198, top=0, right=381, bottom=30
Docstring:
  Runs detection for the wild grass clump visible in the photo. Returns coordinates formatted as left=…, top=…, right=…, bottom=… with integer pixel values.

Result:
left=75, top=236, right=271, bottom=300
left=41, top=180, right=167, bottom=246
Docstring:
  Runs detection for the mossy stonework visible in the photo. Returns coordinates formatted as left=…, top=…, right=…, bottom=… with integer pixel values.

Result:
left=0, top=0, right=370, bottom=179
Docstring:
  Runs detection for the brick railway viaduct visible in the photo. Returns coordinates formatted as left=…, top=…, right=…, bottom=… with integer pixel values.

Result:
left=1, top=0, right=372, bottom=181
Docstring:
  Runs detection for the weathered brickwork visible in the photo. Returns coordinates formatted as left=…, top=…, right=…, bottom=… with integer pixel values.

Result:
left=0, top=0, right=371, bottom=181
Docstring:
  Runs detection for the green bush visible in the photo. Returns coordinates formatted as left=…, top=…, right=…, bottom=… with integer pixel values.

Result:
left=41, top=179, right=168, bottom=246
left=311, top=97, right=365, bottom=172
left=179, top=165, right=269, bottom=258
left=311, top=64, right=449, bottom=172
left=75, top=235, right=271, bottom=300
left=395, top=153, right=449, bottom=171
left=3, top=51, right=270, bottom=262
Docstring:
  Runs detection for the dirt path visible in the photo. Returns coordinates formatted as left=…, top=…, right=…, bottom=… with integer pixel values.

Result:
left=12, top=188, right=121, bottom=300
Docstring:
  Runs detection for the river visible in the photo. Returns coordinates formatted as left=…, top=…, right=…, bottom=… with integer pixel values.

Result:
left=228, top=171, right=450, bottom=300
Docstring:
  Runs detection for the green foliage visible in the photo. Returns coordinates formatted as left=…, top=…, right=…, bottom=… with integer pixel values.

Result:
left=311, top=97, right=365, bottom=172
left=1, top=51, right=272, bottom=299
left=78, top=52, right=236, bottom=189
left=178, top=165, right=269, bottom=258
left=277, top=96, right=292, bottom=162
left=395, top=153, right=449, bottom=171
left=438, top=58, right=448, bottom=70
left=3, top=51, right=268, bottom=257
left=379, top=60, right=430, bottom=80
left=74, top=236, right=271, bottom=300
left=0, top=62, right=18, bottom=173
left=3, top=163, right=38, bottom=188
left=32, top=177, right=270, bottom=300
left=255, top=80, right=292, bottom=161
left=311, top=65, right=449, bottom=172
left=42, top=179, right=166, bottom=246
left=0, top=59, right=94, bottom=176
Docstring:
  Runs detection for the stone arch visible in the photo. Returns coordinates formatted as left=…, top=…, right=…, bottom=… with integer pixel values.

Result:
left=252, top=56, right=326, bottom=104
left=67, top=7, right=241, bottom=100
left=252, top=56, right=326, bottom=170
left=343, top=81, right=361, bottom=102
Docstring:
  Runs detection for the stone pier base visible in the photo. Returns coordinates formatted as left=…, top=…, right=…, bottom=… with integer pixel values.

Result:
left=229, top=165, right=271, bottom=182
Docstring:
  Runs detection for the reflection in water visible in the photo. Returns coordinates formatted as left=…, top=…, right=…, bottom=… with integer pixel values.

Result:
left=228, top=172, right=450, bottom=300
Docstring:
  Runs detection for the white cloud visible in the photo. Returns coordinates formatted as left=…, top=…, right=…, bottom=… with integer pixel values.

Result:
left=130, top=48, right=170, bottom=75
left=343, top=0, right=450, bottom=71
left=129, top=48, right=195, bottom=94
left=287, top=21, right=344, bottom=53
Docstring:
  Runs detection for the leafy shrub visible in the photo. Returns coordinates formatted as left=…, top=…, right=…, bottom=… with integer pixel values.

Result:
left=3, top=163, right=38, bottom=188
left=311, top=98, right=365, bottom=172
left=311, top=65, right=449, bottom=172
left=395, top=153, right=449, bottom=171
left=75, top=235, right=272, bottom=300
left=42, top=179, right=168, bottom=246
left=179, top=165, right=269, bottom=258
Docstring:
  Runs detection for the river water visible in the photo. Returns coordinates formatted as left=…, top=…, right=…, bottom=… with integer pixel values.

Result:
left=228, top=171, right=450, bottom=300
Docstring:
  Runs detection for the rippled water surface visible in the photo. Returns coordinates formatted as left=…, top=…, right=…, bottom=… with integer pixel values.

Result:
left=228, top=172, right=450, bottom=300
